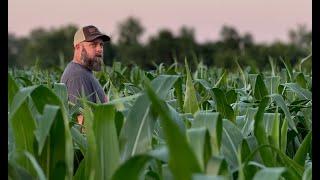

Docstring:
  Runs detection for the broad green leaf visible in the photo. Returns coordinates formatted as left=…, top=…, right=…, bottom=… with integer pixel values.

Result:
left=298, top=52, right=312, bottom=72
left=174, top=76, right=184, bottom=112
left=226, top=90, right=237, bottom=105
left=168, top=103, right=187, bottom=133
left=23, top=151, right=46, bottom=180
left=269, top=147, right=303, bottom=179
left=241, top=108, right=258, bottom=137
left=192, top=174, right=227, bottom=180
left=211, top=88, right=235, bottom=122
left=187, top=127, right=212, bottom=171
left=91, top=104, right=120, bottom=180
left=148, top=146, right=168, bottom=163
left=29, top=86, right=74, bottom=179
left=9, top=86, right=38, bottom=175
left=206, top=156, right=230, bottom=177
left=244, top=145, right=304, bottom=178
left=162, top=164, right=174, bottom=180
left=114, top=111, right=124, bottom=137
left=16, top=76, right=33, bottom=87
left=53, top=83, right=68, bottom=108
left=30, top=85, right=65, bottom=113
left=240, top=139, right=252, bottom=161
left=263, top=113, right=277, bottom=137
left=280, top=118, right=288, bottom=153
left=268, top=56, right=277, bottom=76
left=254, top=97, right=274, bottom=166
left=283, top=83, right=312, bottom=100
left=39, top=108, right=74, bottom=179
left=112, top=155, right=153, bottom=180
left=248, top=74, right=258, bottom=92
left=245, top=136, right=264, bottom=164
left=107, top=93, right=141, bottom=107
left=270, top=94, right=298, bottom=133
left=280, top=57, right=293, bottom=82
left=34, top=105, right=59, bottom=155
left=264, top=76, right=280, bottom=94
left=70, top=127, right=87, bottom=155
left=145, top=81, right=202, bottom=180
left=10, top=86, right=37, bottom=117
left=271, top=110, right=280, bottom=149
left=239, top=139, right=254, bottom=180
left=8, top=73, right=20, bottom=108
left=293, top=131, right=312, bottom=166
left=214, top=70, right=227, bottom=88
left=221, top=119, right=243, bottom=172
left=253, top=167, right=286, bottom=180
left=119, top=75, right=179, bottom=161
left=8, top=121, right=15, bottom=153
left=254, top=74, right=268, bottom=100
left=302, top=162, right=312, bottom=180
left=108, top=80, right=125, bottom=111
left=8, top=159, right=34, bottom=180
left=295, top=73, right=307, bottom=88
left=183, top=59, right=199, bottom=114
left=82, top=102, right=97, bottom=180
left=195, top=79, right=213, bottom=90
left=192, top=112, right=222, bottom=155
left=301, top=101, right=312, bottom=131
left=235, top=58, right=247, bottom=89
left=10, top=85, right=74, bottom=179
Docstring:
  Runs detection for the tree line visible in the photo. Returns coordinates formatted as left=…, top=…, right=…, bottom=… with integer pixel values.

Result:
left=8, top=17, right=312, bottom=71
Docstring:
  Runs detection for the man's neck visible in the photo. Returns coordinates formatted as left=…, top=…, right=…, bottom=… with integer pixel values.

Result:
left=72, top=59, right=82, bottom=65
left=71, top=59, right=92, bottom=72
left=72, top=55, right=83, bottom=65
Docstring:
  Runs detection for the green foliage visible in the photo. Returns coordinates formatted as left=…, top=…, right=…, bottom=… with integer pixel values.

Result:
left=8, top=59, right=312, bottom=179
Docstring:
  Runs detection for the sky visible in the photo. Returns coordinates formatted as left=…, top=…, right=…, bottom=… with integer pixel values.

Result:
left=8, top=0, right=312, bottom=44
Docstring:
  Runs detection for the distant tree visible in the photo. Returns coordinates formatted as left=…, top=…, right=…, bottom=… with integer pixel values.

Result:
left=21, top=24, right=78, bottom=68
left=146, top=29, right=178, bottom=66
left=288, top=24, right=312, bottom=51
left=117, top=17, right=144, bottom=45
left=8, top=33, right=28, bottom=68
left=219, top=25, right=241, bottom=50
left=198, top=42, right=217, bottom=66
left=176, top=26, right=197, bottom=62
left=8, top=17, right=311, bottom=72
left=115, top=17, right=146, bottom=66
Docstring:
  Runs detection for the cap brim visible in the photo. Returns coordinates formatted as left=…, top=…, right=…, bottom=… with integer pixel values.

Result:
left=86, top=34, right=111, bottom=42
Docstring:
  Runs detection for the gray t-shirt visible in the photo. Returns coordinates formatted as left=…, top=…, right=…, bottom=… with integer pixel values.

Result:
left=60, top=61, right=106, bottom=104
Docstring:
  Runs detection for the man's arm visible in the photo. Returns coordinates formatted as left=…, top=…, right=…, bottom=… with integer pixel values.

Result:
left=66, top=76, right=93, bottom=133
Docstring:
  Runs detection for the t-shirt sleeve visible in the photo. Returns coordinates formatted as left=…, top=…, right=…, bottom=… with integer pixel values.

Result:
left=66, top=76, right=93, bottom=104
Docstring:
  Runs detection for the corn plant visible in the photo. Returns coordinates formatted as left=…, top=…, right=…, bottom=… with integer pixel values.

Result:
left=8, top=59, right=312, bottom=180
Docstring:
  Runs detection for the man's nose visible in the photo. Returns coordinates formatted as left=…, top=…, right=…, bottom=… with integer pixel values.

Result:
left=96, top=45, right=103, bottom=53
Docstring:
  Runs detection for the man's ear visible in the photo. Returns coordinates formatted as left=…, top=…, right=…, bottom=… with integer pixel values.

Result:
left=75, top=44, right=80, bottom=50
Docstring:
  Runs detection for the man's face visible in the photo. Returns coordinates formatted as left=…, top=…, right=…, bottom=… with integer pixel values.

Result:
left=80, top=38, right=104, bottom=71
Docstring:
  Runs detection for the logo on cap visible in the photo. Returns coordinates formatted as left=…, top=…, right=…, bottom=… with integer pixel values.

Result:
left=88, top=27, right=99, bottom=34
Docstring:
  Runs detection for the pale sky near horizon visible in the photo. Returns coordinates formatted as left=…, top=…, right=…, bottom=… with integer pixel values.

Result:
left=9, top=0, right=311, bottom=44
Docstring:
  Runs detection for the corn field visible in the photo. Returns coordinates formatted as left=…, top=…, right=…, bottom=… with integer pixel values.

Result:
left=8, top=58, right=312, bottom=180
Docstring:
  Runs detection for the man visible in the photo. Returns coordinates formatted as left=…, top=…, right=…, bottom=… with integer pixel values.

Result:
left=60, top=25, right=110, bottom=126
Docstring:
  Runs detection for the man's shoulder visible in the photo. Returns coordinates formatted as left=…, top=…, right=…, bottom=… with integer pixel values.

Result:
left=61, top=62, right=92, bottom=82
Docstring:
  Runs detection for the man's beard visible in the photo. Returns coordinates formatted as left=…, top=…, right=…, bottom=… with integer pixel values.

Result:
left=80, top=48, right=104, bottom=71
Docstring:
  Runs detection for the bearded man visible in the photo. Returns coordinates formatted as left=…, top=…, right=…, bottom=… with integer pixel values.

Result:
left=61, top=25, right=110, bottom=126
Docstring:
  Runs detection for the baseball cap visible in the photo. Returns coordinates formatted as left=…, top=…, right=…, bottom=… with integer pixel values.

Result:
left=73, top=25, right=110, bottom=47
